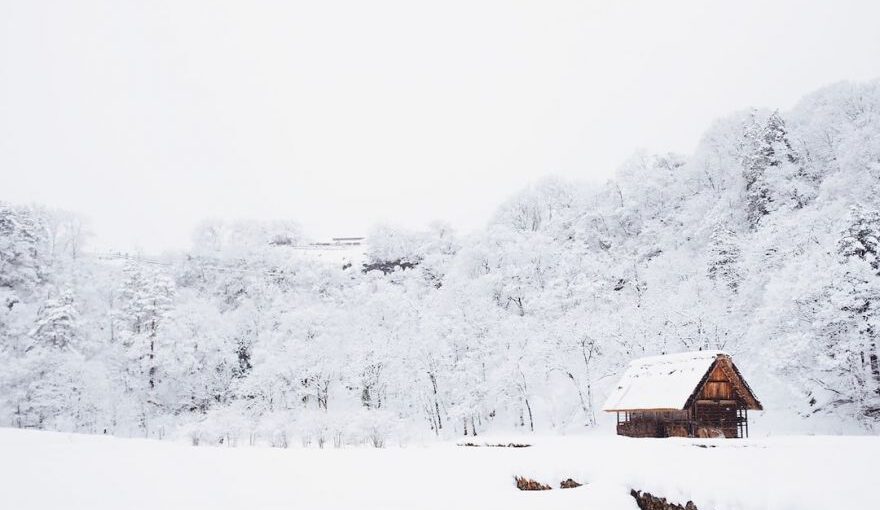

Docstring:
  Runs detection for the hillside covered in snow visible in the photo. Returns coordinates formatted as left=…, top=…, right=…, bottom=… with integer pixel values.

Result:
left=2, top=79, right=880, bottom=444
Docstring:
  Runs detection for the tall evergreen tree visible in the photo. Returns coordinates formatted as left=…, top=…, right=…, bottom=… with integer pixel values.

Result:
left=707, top=224, right=742, bottom=291
left=29, top=290, right=80, bottom=350
left=116, top=263, right=175, bottom=395
left=839, top=205, right=880, bottom=271
left=741, top=110, right=804, bottom=228
left=0, top=203, right=49, bottom=295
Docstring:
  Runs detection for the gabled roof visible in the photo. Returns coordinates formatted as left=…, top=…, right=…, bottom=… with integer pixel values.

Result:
left=602, top=350, right=761, bottom=412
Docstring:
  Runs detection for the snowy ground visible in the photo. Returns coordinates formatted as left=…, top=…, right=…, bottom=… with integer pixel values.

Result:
left=1, top=429, right=877, bottom=510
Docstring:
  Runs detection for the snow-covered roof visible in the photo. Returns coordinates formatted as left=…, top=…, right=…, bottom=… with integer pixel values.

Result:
left=602, top=350, right=727, bottom=412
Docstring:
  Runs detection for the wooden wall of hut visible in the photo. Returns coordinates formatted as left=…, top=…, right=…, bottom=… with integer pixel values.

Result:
left=699, top=364, right=734, bottom=400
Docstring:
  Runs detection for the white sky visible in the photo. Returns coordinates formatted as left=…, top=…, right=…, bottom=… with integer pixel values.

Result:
left=2, top=0, right=879, bottom=252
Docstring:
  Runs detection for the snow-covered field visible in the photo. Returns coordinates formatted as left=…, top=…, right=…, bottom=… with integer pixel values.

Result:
left=1, top=429, right=876, bottom=510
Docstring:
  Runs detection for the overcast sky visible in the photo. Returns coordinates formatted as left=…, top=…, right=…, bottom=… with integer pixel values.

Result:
left=2, top=0, right=880, bottom=252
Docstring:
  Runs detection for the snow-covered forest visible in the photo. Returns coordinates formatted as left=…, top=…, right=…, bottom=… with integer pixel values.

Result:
left=2, top=79, right=880, bottom=445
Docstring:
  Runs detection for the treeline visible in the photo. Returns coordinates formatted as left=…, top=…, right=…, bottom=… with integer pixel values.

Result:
left=1, top=79, right=880, bottom=445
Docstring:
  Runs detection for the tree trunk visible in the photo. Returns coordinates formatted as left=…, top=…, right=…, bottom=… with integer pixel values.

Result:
left=869, top=341, right=880, bottom=396
left=148, top=336, right=156, bottom=390
left=429, top=372, right=442, bottom=430
left=524, top=398, right=534, bottom=432
left=568, top=372, right=593, bottom=427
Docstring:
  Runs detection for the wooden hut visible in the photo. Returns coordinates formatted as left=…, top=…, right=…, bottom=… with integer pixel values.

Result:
left=603, top=351, right=762, bottom=438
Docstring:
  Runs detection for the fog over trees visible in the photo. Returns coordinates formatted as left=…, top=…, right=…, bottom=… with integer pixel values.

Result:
left=2, top=79, right=880, bottom=445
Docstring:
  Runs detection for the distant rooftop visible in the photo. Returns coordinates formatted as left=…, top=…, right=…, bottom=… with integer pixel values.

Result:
left=309, top=236, right=366, bottom=248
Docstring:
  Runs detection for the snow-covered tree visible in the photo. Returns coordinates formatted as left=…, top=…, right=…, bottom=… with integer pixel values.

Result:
left=741, top=110, right=809, bottom=228
left=0, top=203, right=49, bottom=295
left=114, top=262, right=176, bottom=432
left=29, top=290, right=80, bottom=350
left=707, top=224, right=743, bottom=291
left=839, top=205, right=880, bottom=271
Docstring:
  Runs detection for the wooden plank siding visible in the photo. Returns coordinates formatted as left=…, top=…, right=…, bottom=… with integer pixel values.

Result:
left=700, top=364, right=734, bottom=400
